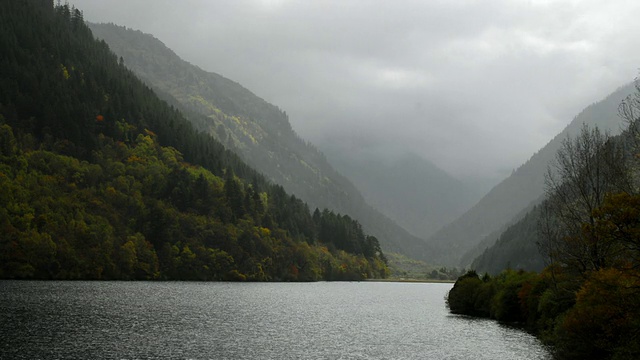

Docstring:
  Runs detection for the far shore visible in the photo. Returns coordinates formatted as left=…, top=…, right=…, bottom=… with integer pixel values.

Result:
left=366, top=278, right=455, bottom=284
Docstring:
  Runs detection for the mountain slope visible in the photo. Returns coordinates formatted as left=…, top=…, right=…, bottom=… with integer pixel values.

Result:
left=470, top=204, right=547, bottom=274
left=427, top=83, right=635, bottom=266
left=0, top=0, right=388, bottom=281
left=87, top=23, right=432, bottom=259
left=322, top=148, right=481, bottom=238
left=458, top=194, right=543, bottom=267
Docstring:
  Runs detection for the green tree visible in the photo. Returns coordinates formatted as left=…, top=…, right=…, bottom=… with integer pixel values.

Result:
left=447, top=270, right=484, bottom=315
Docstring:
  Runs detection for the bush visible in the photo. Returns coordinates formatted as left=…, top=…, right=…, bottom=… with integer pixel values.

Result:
left=447, top=270, right=484, bottom=315
left=555, top=268, right=640, bottom=359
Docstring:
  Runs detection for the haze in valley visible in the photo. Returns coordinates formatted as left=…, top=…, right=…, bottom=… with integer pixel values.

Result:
left=68, top=0, right=640, bottom=190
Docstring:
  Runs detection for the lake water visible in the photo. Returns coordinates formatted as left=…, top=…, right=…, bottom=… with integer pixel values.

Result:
left=0, top=281, right=551, bottom=359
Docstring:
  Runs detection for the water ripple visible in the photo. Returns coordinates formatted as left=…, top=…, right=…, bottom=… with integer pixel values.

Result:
left=0, top=281, right=551, bottom=359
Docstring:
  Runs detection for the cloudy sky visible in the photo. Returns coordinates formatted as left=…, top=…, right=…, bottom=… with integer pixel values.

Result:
left=70, top=0, right=640, bottom=184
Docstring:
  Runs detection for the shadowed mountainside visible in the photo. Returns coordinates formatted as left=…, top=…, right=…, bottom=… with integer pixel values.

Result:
left=88, top=23, right=433, bottom=259
left=428, top=83, right=634, bottom=266
left=322, top=148, right=482, bottom=239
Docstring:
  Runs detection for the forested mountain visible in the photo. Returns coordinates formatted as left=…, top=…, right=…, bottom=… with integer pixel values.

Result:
left=458, top=195, right=542, bottom=268
left=448, top=115, right=640, bottom=359
left=0, top=0, right=388, bottom=280
left=321, top=149, right=481, bottom=238
left=427, top=83, right=635, bottom=266
left=470, top=110, right=636, bottom=274
left=86, top=22, right=433, bottom=260
left=469, top=204, right=546, bottom=274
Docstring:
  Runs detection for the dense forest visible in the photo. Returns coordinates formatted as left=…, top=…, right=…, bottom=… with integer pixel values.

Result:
left=448, top=110, right=640, bottom=358
left=86, top=22, right=433, bottom=261
left=0, top=0, right=388, bottom=281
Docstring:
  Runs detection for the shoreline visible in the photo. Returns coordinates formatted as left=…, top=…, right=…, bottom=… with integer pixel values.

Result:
left=366, top=278, right=455, bottom=284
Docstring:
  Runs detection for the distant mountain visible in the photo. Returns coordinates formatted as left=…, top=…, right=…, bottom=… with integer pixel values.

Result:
left=88, top=23, right=432, bottom=259
left=321, top=148, right=481, bottom=238
left=426, top=83, right=635, bottom=266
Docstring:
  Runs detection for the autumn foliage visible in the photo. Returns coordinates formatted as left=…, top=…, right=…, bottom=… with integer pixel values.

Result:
left=450, top=118, right=640, bottom=359
left=0, top=1, right=389, bottom=282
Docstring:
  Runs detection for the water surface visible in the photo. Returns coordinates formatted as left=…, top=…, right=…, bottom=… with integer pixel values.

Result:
left=0, top=281, right=551, bottom=359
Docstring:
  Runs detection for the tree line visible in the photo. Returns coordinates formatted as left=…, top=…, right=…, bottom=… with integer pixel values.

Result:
left=447, top=89, right=640, bottom=359
left=0, top=0, right=388, bottom=281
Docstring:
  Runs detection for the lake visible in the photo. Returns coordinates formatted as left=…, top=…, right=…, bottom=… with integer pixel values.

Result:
left=0, top=281, right=551, bottom=359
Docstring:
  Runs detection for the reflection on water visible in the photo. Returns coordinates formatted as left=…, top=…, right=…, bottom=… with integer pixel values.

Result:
left=0, top=281, right=551, bottom=359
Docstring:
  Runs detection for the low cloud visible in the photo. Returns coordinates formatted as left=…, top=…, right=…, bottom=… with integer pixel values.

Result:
left=71, top=0, right=640, bottom=182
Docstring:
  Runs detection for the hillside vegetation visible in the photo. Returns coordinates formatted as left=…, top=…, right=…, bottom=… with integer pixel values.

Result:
left=0, top=0, right=388, bottom=281
left=470, top=204, right=546, bottom=274
left=88, top=22, right=433, bottom=260
left=469, top=85, right=638, bottom=274
left=448, top=107, right=640, bottom=359
left=429, top=83, right=635, bottom=266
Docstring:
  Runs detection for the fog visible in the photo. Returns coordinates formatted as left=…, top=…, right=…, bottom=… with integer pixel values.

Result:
left=70, top=0, right=640, bottom=185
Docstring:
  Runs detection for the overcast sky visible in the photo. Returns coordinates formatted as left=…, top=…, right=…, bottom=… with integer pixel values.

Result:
left=70, top=0, right=640, bottom=183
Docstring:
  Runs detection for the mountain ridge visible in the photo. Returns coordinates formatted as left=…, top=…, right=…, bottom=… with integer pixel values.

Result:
left=87, top=22, right=433, bottom=259
left=427, top=83, right=635, bottom=266
left=321, top=147, right=481, bottom=239
left=0, top=0, right=390, bottom=280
